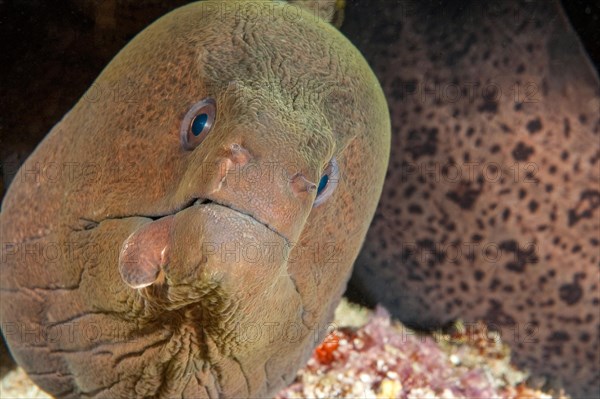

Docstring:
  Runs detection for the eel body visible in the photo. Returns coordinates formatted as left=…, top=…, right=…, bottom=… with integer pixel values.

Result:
left=342, top=1, right=600, bottom=397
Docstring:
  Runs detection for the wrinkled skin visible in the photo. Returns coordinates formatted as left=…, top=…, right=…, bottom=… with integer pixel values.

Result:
left=0, top=1, right=390, bottom=397
left=343, top=1, right=599, bottom=397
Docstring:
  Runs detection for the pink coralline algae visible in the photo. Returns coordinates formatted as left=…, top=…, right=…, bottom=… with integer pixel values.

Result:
left=277, top=305, right=567, bottom=399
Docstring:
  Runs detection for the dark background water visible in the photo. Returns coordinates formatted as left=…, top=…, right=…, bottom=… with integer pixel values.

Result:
left=562, top=0, right=600, bottom=69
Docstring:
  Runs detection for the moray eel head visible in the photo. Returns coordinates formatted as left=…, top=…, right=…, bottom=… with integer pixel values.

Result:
left=0, top=1, right=390, bottom=397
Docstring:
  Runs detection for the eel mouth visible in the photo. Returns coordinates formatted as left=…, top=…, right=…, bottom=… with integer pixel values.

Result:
left=81, top=197, right=290, bottom=245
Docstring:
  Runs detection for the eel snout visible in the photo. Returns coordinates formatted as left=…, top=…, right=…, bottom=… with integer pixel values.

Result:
left=117, top=202, right=291, bottom=291
left=119, top=215, right=174, bottom=289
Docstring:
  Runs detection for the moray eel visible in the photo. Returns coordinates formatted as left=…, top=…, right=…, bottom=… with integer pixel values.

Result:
left=0, top=1, right=390, bottom=397
left=342, top=1, right=599, bottom=397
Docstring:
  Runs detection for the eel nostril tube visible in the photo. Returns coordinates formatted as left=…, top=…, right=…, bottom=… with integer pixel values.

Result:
left=290, top=173, right=317, bottom=195
left=118, top=215, right=174, bottom=289
left=229, top=143, right=251, bottom=165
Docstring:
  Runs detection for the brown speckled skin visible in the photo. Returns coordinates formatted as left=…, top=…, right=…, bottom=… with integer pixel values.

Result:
left=0, top=2, right=390, bottom=397
left=343, top=1, right=599, bottom=397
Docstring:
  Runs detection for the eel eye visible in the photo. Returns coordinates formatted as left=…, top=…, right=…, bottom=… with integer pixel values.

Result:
left=180, top=98, right=216, bottom=150
left=313, top=157, right=339, bottom=207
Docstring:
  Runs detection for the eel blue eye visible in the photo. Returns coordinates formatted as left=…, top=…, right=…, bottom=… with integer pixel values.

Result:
left=191, top=113, right=208, bottom=136
left=313, top=157, right=339, bottom=208
left=180, top=98, right=216, bottom=150
left=317, top=174, right=329, bottom=195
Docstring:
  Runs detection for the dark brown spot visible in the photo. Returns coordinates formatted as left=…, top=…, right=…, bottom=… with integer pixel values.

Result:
left=408, top=204, right=423, bottom=214
left=502, top=285, right=515, bottom=293
left=478, top=100, right=498, bottom=113
left=526, top=118, right=542, bottom=134
left=403, top=185, right=417, bottom=198
left=502, top=208, right=511, bottom=221
left=548, top=331, right=570, bottom=342
left=516, top=64, right=525, bottom=73
left=559, top=282, right=583, bottom=305
left=446, top=184, right=481, bottom=210
left=512, top=141, right=535, bottom=161
left=474, top=270, right=485, bottom=281
left=485, top=299, right=516, bottom=325
left=489, top=278, right=501, bottom=291
left=579, top=332, right=591, bottom=343
left=563, top=118, right=571, bottom=138
left=499, top=123, right=512, bottom=133
left=528, top=200, right=539, bottom=213
left=568, top=190, right=600, bottom=227
left=500, top=240, right=538, bottom=273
